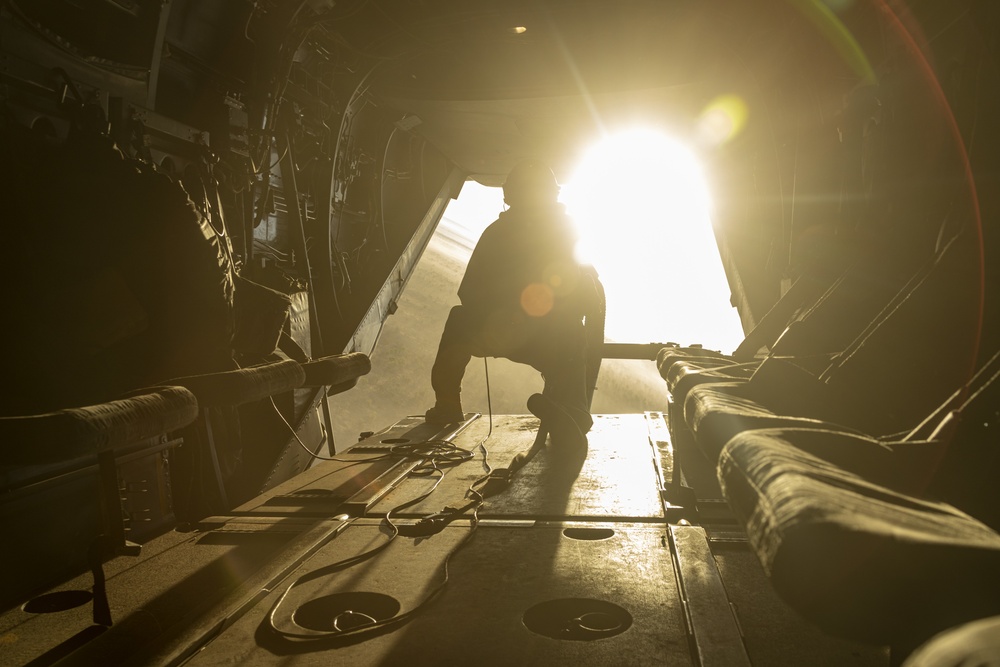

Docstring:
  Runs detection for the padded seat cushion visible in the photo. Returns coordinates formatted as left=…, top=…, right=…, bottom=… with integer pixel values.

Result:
left=664, top=360, right=758, bottom=405
left=719, top=431, right=1000, bottom=644
left=684, top=383, right=862, bottom=461
left=657, top=346, right=730, bottom=367
left=719, top=427, right=943, bottom=496
left=657, top=348, right=733, bottom=383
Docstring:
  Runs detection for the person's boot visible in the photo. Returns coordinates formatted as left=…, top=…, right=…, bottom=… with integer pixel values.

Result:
left=424, top=400, right=465, bottom=425
left=562, top=403, right=594, bottom=434
left=526, top=393, right=587, bottom=453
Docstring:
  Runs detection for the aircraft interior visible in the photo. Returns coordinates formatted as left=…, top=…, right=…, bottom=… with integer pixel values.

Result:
left=1, top=1, right=999, bottom=665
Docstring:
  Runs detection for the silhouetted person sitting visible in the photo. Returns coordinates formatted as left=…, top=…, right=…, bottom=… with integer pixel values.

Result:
left=425, top=160, right=599, bottom=451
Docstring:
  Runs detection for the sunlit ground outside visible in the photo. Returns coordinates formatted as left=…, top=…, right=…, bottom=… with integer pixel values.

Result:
left=561, top=128, right=745, bottom=353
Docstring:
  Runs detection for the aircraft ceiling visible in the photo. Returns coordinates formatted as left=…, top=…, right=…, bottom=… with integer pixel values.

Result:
left=8, top=0, right=988, bottom=333
left=329, top=0, right=860, bottom=182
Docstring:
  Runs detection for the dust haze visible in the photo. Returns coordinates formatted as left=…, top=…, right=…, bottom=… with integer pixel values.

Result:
left=327, top=215, right=670, bottom=450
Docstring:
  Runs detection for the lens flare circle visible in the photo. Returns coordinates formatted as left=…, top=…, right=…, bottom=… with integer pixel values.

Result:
left=697, top=94, right=749, bottom=146
left=521, top=282, right=555, bottom=317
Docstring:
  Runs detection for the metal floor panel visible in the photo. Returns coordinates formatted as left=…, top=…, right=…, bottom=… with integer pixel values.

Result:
left=0, top=516, right=348, bottom=666
left=371, top=413, right=665, bottom=521
left=712, top=544, right=889, bottom=666
left=188, top=520, right=692, bottom=666
left=0, top=409, right=893, bottom=665
left=232, top=416, right=476, bottom=517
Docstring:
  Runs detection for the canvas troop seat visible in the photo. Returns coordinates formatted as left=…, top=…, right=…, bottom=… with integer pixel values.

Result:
left=0, top=387, right=200, bottom=617
left=681, top=225, right=980, bottom=465
left=0, top=351, right=373, bottom=621
left=718, top=430, right=1000, bottom=651
left=717, top=348, right=1000, bottom=657
left=658, top=222, right=941, bottom=411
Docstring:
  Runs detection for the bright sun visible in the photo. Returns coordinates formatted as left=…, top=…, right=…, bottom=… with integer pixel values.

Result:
left=560, top=128, right=745, bottom=352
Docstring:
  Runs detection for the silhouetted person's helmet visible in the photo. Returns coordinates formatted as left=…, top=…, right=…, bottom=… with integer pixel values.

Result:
left=503, top=160, right=560, bottom=207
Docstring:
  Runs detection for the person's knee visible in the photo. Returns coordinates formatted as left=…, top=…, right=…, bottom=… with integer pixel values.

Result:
left=442, top=305, right=494, bottom=357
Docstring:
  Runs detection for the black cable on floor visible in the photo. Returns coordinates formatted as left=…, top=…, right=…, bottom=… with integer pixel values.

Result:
left=266, top=357, right=498, bottom=642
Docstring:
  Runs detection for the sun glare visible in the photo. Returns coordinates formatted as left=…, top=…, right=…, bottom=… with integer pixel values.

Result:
left=561, top=128, right=745, bottom=352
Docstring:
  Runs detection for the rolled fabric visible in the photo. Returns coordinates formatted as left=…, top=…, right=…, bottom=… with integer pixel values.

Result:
left=300, top=353, right=372, bottom=387
left=0, top=386, right=199, bottom=466
left=164, top=360, right=306, bottom=407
